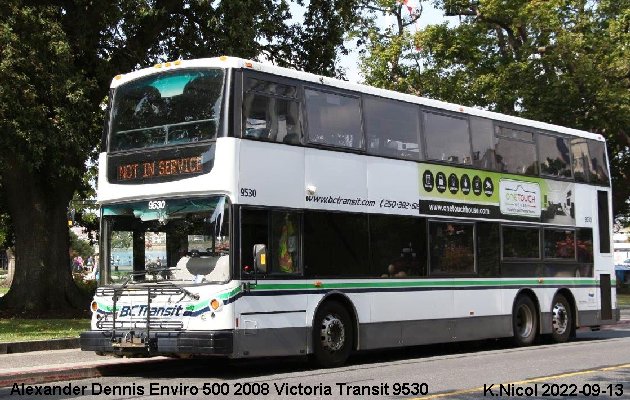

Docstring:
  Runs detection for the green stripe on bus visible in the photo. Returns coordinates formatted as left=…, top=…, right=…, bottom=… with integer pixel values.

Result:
left=251, top=278, right=599, bottom=291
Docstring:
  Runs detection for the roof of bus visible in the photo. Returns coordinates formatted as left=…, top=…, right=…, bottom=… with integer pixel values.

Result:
left=111, top=56, right=605, bottom=142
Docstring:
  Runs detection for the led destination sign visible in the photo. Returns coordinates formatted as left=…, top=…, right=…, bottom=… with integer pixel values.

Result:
left=107, top=145, right=214, bottom=184
left=118, top=155, right=203, bottom=181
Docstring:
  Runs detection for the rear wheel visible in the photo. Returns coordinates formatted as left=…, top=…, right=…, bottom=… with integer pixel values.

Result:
left=550, top=294, right=572, bottom=343
left=312, top=301, right=353, bottom=368
left=512, top=295, right=538, bottom=346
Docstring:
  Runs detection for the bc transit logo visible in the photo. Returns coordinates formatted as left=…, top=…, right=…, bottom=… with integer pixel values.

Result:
left=118, top=305, right=183, bottom=317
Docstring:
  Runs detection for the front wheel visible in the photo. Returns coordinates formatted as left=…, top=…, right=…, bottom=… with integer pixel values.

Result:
left=512, top=295, right=538, bottom=346
left=312, top=301, right=353, bottom=368
left=550, top=294, right=572, bottom=343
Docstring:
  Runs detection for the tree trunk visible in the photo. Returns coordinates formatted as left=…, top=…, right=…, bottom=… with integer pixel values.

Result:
left=5, top=248, right=14, bottom=287
left=0, top=159, right=89, bottom=317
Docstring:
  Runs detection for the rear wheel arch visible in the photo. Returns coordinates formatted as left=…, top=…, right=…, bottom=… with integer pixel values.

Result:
left=512, top=289, right=540, bottom=346
left=311, top=292, right=359, bottom=351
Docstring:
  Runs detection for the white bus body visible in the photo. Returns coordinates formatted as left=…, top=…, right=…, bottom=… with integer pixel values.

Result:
left=81, top=57, right=618, bottom=366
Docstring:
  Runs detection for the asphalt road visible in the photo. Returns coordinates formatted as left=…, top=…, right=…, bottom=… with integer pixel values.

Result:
left=3, top=325, right=630, bottom=399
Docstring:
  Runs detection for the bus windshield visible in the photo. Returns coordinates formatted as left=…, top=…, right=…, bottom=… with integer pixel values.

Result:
left=109, top=68, right=225, bottom=152
left=101, top=196, right=230, bottom=285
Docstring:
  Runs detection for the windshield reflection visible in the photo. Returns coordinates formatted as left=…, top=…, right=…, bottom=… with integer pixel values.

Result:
left=102, top=196, right=230, bottom=285
left=109, top=68, right=224, bottom=151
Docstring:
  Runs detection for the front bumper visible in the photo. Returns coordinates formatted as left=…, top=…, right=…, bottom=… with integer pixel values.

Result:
left=80, top=330, right=233, bottom=355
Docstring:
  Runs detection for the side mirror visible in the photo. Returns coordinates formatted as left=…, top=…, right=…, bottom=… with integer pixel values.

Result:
left=253, top=244, right=267, bottom=274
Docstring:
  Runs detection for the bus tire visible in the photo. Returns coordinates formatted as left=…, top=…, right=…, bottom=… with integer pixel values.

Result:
left=512, top=295, right=538, bottom=346
left=312, top=301, right=353, bottom=368
left=550, top=294, right=572, bottom=343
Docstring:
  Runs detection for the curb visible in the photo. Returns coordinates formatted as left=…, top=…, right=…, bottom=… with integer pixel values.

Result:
left=0, top=339, right=80, bottom=355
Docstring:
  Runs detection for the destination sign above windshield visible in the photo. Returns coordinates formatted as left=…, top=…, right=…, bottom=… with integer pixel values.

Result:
left=107, top=144, right=214, bottom=184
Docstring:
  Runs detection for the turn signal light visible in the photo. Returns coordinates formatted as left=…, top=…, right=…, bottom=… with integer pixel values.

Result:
left=210, top=299, right=220, bottom=310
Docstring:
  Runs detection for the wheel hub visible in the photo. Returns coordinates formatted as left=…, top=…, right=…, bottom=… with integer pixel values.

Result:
left=320, top=314, right=345, bottom=352
left=552, top=302, right=568, bottom=335
left=516, top=304, right=533, bottom=338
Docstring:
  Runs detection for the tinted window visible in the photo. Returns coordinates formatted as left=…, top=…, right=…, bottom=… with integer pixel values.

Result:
left=304, top=212, right=368, bottom=276
left=539, top=134, right=571, bottom=178
left=570, top=137, right=590, bottom=182
left=240, top=209, right=268, bottom=273
left=245, top=78, right=298, bottom=98
left=423, top=112, right=472, bottom=164
left=364, top=96, right=421, bottom=160
left=243, top=94, right=301, bottom=144
left=305, top=89, right=363, bottom=149
left=477, top=222, right=500, bottom=277
left=240, top=209, right=302, bottom=276
left=502, top=226, right=539, bottom=259
left=470, top=117, right=496, bottom=170
left=577, top=228, right=594, bottom=263
left=110, top=69, right=224, bottom=151
left=370, top=215, right=426, bottom=277
left=588, top=140, right=609, bottom=185
left=429, top=221, right=475, bottom=275
left=544, top=229, right=575, bottom=259
left=270, top=212, right=301, bottom=274
left=598, top=190, right=611, bottom=253
left=495, top=126, right=538, bottom=175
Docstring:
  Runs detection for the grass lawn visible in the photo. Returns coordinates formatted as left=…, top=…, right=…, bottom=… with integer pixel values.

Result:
left=0, top=319, right=90, bottom=342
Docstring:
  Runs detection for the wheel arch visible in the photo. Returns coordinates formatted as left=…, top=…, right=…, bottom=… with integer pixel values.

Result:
left=513, top=288, right=541, bottom=333
left=311, top=291, right=360, bottom=351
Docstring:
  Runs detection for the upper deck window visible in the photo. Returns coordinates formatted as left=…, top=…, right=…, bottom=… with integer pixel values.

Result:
left=243, top=78, right=301, bottom=144
left=570, top=138, right=610, bottom=185
left=423, top=112, right=472, bottom=165
left=109, top=68, right=224, bottom=152
left=587, top=140, right=609, bottom=185
left=494, top=126, right=538, bottom=175
left=470, top=117, right=496, bottom=170
left=305, top=89, right=363, bottom=149
left=364, top=96, right=421, bottom=160
left=538, top=134, right=571, bottom=178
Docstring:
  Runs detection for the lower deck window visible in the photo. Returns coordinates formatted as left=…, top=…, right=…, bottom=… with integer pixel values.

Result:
left=304, top=212, right=369, bottom=277
left=502, top=226, right=539, bottom=259
left=544, top=229, right=576, bottom=259
left=429, top=221, right=475, bottom=275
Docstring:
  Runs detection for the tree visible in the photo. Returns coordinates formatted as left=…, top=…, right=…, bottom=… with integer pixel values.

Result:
left=360, top=0, right=630, bottom=218
left=0, top=0, right=359, bottom=315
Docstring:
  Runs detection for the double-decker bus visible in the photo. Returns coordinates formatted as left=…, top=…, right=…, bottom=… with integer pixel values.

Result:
left=80, top=56, right=618, bottom=367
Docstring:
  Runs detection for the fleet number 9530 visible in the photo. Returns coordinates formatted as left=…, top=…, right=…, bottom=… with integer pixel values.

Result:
left=240, top=188, right=257, bottom=197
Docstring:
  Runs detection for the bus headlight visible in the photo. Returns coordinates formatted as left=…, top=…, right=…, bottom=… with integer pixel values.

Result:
left=90, top=301, right=98, bottom=313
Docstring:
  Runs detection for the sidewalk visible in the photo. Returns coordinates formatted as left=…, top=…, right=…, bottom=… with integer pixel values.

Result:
left=0, top=349, right=171, bottom=387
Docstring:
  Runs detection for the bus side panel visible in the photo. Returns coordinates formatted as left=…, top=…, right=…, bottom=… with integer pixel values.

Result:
left=234, top=288, right=308, bottom=358
left=305, top=290, right=371, bottom=353
left=238, top=140, right=305, bottom=209
left=452, top=287, right=510, bottom=341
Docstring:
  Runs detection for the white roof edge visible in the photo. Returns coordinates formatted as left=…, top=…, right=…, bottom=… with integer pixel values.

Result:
left=110, top=56, right=605, bottom=142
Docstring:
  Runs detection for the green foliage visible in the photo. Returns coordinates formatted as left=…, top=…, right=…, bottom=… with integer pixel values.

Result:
left=74, top=275, right=97, bottom=298
left=361, top=0, right=630, bottom=219
left=69, top=230, right=95, bottom=259
left=0, top=0, right=363, bottom=313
